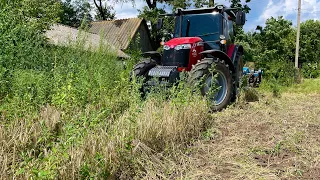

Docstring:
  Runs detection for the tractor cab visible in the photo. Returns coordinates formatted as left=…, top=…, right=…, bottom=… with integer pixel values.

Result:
left=132, top=5, right=246, bottom=111
left=157, top=6, right=245, bottom=71
left=172, top=7, right=233, bottom=51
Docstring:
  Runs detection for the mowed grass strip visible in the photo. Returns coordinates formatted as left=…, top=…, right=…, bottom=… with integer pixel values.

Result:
left=140, top=79, right=320, bottom=179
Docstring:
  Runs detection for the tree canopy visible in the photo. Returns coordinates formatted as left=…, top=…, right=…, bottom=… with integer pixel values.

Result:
left=238, top=17, right=320, bottom=81
left=93, top=0, right=117, bottom=20
left=0, top=0, right=61, bottom=71
left=144, top=0, right=250, bottom=10
left=59, top=0, right=93, bottom=27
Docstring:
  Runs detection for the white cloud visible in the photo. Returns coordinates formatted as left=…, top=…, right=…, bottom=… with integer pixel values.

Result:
left=215, top=0, right=231, bottom=6
left=89, top=0, right=145, bottom=20
left=113, top=0, right=145, bottom=19
left=259, top=0, right=320, bottom=26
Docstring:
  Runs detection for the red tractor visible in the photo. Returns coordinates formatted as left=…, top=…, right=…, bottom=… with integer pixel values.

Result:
left=132, top=5, right=246, bottom=111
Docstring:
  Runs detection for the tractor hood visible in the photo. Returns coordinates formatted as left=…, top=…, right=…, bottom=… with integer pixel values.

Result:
left=165, top=37, right=202, bottom=48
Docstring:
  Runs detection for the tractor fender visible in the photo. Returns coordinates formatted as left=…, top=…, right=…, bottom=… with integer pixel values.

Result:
left=231, top=45, right=244, bottom=64
left=142, top=51, right=162, bottom=64
left=200, top=50, right=235, bottom=72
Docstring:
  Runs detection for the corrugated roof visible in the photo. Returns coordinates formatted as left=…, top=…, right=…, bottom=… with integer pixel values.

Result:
left=89, top=18, right=143, bottom=50
left=46, top=24, right=129, bottom=58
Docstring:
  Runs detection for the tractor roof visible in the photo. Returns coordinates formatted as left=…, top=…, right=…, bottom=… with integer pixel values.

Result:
left=177, top=6, right=225, bottom=15
left=163, top=5, right=238, bottom=21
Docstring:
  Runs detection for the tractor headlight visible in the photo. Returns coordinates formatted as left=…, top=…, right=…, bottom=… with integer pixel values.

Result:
left=163, top=45, right=170, bottom=50
left=174, top=44, right=191, bottom=50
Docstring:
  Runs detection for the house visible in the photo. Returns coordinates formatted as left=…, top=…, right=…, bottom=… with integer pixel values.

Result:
left=46, top=24, right=130, bottom=59
left=88, top=18, right=154, bottom=52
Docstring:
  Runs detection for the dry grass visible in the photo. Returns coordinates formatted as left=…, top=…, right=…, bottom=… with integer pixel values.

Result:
left=2, top=79, right=320, bottom=179
left=0, top=105, right=61, bottom=179
left=42, top=96, right=210, bottom=179
left=0, top=88, right=209, bottom=179
left=140, top=92, right=320, bottom=179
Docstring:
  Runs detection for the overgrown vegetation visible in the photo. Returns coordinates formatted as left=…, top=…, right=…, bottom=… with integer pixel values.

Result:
left=0, top=38, right=211, bottom=178
left=1, top=0, right=319, bottom=179
left=238, top=17, right=320, bottom=84
left=0, top=1, right=211, bottom=179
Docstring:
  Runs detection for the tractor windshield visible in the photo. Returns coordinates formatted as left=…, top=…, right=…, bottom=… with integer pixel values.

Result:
left=174, top=13, right=222, bottom=43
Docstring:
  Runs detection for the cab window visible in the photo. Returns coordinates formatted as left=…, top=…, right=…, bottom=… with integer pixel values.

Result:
left=228, top=19, right=234, bottom=41
left=223, top=12, right=234, bottom=41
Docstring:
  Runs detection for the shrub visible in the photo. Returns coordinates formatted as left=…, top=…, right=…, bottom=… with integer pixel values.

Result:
left=263, top=59, right=296, bottom=86
left=302, top=62, right=320, bottom=78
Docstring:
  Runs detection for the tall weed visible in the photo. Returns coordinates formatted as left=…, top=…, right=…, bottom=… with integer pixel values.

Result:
left=0, top=29, right=212, bottom=179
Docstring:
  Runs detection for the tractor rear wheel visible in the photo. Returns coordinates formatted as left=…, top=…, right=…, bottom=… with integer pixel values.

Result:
left=189, top=58, right=233, bottom=111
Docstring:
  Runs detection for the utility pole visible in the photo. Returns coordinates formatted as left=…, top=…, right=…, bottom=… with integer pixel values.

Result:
left=295, top=0, right=302, bottom=68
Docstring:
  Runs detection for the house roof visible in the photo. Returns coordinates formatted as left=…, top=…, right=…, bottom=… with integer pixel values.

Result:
left=46, top=24, right=130, bottom=58
left=89, top=18, right=146, bottom=50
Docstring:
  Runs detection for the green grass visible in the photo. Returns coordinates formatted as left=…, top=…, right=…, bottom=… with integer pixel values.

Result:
left=0, top=34, right=212, bottom=179
left=285, top=78, right=320, bottom=93
left=258, top=78, right=320, bottom=98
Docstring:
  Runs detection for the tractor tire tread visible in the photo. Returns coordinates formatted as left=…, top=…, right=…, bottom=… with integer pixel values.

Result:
left=189, top=57, right=233, bottom=111
left=132, top=58, right=157, bottom=77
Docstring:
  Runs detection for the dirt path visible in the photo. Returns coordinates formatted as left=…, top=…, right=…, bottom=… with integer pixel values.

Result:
left=144, top=93, right=320, bottom=179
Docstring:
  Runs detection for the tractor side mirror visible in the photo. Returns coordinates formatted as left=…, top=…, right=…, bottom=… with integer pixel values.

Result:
left=236, top=11, right=246, bottom=26
left=156, top=18, right=163, bottom=30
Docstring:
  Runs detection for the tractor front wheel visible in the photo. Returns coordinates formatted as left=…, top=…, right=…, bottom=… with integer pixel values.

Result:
left=189, top=58, right=233, bottom=111
left=132, top=59, right=157, bottom=78
left=131, top=59, right=157, bottom=95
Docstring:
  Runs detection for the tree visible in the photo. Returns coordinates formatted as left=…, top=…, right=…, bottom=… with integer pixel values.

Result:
left=145, top=0, right=157, bottom=9
left=144, top=0, right=250, bottom=10
left=230, top=0, right=251, bottom=13
left=299, top=20, right=320, bottom=78
left=300, top=20, right=320, bottom=64
left=0, top=0, right=61, bottom=71
left=94, top=3, right=115, bottom=20
left=60, top=0, right=77, bottom=26
left=59, top=0, right=93, bottom=27
left=93, top=0, right=118, bottom=20
left=73, top=0, right=93, bottom=25
left=15, top=0, right=61, bottom=30
left=236, top=17, right=298, bottom=85
left=138, top=7, right=167, bottom=49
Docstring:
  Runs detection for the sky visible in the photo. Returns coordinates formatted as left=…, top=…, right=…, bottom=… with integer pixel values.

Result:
left=108, top=0, right=320, bottom=32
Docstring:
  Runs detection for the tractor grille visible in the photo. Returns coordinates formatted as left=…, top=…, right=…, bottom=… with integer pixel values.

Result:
left=148, top=66, right=177, bottom=77
left=163, top=49, right=189, bottom=67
